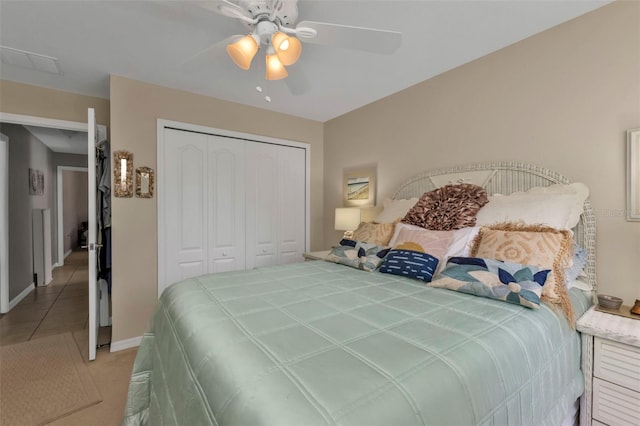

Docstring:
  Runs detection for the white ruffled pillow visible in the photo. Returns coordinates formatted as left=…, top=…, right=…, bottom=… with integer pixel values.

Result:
left=475, top=183, right=589, bottom=230
left=374, top=197, right=418, bottom=224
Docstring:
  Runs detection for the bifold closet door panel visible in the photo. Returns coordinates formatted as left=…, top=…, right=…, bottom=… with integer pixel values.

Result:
left=162, top=127, right=307, bottom=291
left=277, top=146, right=306, bottom=265
left=207, top=136, right=246, bottom=273
left=245, top=143, right=278, bottom=269
left=164, top=129, right=209, bottom=285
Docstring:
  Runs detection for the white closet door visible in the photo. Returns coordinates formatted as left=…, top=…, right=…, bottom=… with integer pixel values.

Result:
left=246, top=143, right=277, bottom=269
left=164, top=129, right=208, bottom=284
left=277, top=146, right=306, bottom=265
left=208, top=136, right=245, bottom=273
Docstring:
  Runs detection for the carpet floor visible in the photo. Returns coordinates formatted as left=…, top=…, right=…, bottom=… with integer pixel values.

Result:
left=0, top=332, right=102, bottom=426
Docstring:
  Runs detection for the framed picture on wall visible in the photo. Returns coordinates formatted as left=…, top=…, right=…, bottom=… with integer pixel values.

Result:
left=37, top=170, right=44, bottom=195
left=28, top=168, right=44, bottom=195
left=29, top=168, right=38, bottom=195
left=343, top=166, right=376, bottom=207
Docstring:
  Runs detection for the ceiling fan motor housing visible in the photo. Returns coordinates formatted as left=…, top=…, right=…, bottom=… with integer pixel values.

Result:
left=255, top=20, right=279, bottom=46
left=238, top=0, right=299, bottom=29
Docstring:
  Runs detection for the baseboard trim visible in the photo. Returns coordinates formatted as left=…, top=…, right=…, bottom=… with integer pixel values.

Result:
left=64, top=249, right=72, bottom=259
left=110, top=336, right=142, bottom=352
left=8, top=283, right=35, bottom=311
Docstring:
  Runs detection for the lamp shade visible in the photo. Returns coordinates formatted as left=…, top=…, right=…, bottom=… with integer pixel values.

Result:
left=272, top=32, right=302, bottom=66
left=265, top=52, right=288, bottom=80
left=334, top=208, right=361, bottom=231
left=226, top=34, right=259, bottom=70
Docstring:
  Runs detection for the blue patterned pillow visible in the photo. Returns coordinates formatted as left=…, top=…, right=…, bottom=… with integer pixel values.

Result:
left=565, top=243, right=587, bottom=287
left=428, top=257, right=550, bottom=309
left=378, top=249, right=440, bottom=282
left=327, top=239, right=390, bottom=272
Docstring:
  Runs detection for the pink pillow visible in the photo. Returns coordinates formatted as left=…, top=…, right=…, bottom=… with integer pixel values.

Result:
left=392, top=227, right=454, bottom=260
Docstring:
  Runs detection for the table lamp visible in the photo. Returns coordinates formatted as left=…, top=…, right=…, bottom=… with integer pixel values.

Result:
left=334, top=208, right=361, bottom=239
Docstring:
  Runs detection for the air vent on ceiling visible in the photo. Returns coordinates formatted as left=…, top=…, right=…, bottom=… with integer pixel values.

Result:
left=0, top=45, right=62, bottom=75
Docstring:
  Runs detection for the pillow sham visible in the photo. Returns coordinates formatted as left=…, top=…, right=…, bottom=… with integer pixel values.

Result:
left=374, top=198, right=419, bottom=224
left=436, top=226, right=481, bottom=275
left=429, top=257, right=550, bottom=309
left=326, top=239, right=390, bottom=272
left=352, top=221, right=396, bottom=246
left=402, top=183, right=489, bottom=230
left=470, top=223, right=574, bottom=323
left=378, top=249, right=440, bottom=282
left=475, top=182, right=589, bottom=230
left=444, top=226, right=481, bottom=259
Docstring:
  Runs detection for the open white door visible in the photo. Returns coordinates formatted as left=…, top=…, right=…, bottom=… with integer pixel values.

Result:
left=87, top=108, right=99, bottom=361
left=0, top=133, right=8, bottom=314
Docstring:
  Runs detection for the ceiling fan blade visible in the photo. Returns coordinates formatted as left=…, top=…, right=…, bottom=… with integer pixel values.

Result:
left=295, top=21, right=401, bottom=55
left=181, top=35, right=242, bottom=72
left=284, top=67, right=310, bottom=95
left=195, top=0, right=257, bottom=24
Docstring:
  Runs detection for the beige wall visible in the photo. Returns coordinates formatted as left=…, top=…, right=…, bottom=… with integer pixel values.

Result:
left=109, top=76, right=324, bottom=343
left=0, top=80, right=110, bottom=126
left=1, top=123, right=56, bottom=296
left=325, top=1, right=640, bottom=306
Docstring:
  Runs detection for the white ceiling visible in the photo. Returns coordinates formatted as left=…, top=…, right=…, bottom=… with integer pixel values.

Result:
left=0, top=0, right=610, bottom=122
left=24, top=125, right=88, bottom=155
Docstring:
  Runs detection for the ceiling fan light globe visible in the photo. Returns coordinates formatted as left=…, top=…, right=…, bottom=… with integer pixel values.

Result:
left=226, top=35, right=259, bottom=70
left=273, top=33, right=302, bottom=66
left=265, top=54, right=288, bottom=80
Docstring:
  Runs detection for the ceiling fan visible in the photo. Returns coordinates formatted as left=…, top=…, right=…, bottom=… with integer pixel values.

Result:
left=185, top=0, right=402, bottom=91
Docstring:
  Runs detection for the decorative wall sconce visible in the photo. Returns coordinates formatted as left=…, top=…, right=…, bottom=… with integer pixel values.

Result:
left=114, top=150, right=133, bottom=197
left=136, top=167, right=154, bottom=198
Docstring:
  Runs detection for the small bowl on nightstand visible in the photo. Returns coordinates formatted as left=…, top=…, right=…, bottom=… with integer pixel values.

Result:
left=597, top=294, right=623, bottom=310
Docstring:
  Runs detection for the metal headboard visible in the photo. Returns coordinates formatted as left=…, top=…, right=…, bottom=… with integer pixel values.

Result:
left=391, top=162, right=597, bottom=294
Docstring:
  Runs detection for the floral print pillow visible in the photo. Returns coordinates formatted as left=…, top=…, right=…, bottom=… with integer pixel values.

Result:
left=327, top=239, right=390, bottom=272
left=428, top=257, right=550, bottom=309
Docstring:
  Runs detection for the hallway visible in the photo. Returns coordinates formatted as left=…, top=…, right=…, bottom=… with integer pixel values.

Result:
left=0, top=250, right=90, bottom=346
left=0, top=250, right=135, bottom=426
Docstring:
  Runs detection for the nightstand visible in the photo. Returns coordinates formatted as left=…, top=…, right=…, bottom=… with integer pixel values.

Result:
left=302, top=250, right=331, bottom=261
left=576, top=306, right=640, bottom=426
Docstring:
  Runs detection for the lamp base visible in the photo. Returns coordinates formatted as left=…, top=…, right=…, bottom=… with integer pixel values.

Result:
left=342, top=231, right=354, bottom=240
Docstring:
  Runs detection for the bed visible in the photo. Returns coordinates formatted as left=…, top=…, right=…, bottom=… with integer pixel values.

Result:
left=122, top=162, right=596, bottom=426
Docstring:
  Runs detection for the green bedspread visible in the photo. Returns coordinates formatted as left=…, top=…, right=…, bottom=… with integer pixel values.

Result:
left=122, top=260, right=592, bottom=426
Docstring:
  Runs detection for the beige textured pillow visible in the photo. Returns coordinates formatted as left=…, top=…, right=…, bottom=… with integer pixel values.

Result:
left=470, top=223, right=574, bottom=324
left=402, top=183, right=489, bottom=230
left=352, top=221, right=396, bottom=246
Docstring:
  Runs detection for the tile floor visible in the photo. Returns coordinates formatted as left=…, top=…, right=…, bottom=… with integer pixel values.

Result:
left=0, top=250, right=138, bottom=425
left=1, top=251, right=90, bottom=346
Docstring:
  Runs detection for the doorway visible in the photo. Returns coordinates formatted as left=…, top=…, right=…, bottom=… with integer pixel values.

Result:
left=57, top=166, right=89, bottom=266
left=0, top=112, right=107, bottom=361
